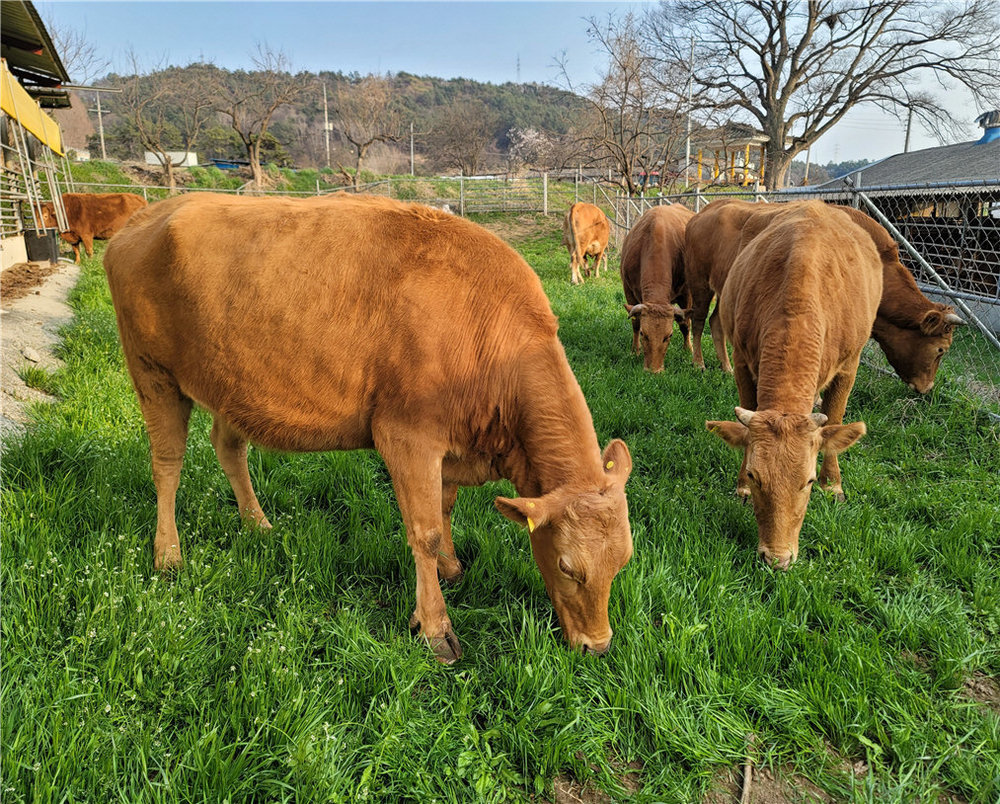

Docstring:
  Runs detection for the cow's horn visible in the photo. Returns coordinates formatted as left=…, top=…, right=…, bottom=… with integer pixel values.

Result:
left=735, top=407, right=755, bottom=426
left=810, top=413, right=829, bottom=427
left=628, top=304, right=646, bottom=319
left=944, top=312, right=965, bottom=325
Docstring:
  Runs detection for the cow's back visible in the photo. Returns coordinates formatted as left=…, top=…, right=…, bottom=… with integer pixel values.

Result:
left=722, top=203, right=882, bottom=398
left=105, top=193, right=558, bottom=452
left=621, top=205, right=692, bottom=304
left=64, top=192, right=148, bottom=238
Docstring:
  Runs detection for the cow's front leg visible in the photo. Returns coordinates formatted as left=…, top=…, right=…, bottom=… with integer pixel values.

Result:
left=376, top=429, right=462, bottom=663
left=818, top=368, right=858, bottom=501
left=733, top=360, right=757, bottom=500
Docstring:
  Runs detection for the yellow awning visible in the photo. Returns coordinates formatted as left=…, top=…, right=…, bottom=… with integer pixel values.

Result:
left=0, top=58, right=64, bottom=156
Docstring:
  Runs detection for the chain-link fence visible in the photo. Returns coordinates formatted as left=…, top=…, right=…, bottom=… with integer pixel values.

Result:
left=615, top=182, right=1000, bottom=415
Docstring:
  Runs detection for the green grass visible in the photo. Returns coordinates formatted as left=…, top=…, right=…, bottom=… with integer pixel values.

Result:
left=2, top=216, right=999, bottom=803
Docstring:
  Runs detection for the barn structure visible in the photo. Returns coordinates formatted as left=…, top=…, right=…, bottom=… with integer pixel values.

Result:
left=1, top=0, right=70, bottom=271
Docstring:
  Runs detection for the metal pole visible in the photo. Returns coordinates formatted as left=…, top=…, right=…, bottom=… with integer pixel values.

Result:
left=96, top=92, right=106, bottom=160
left=685, top=35, right=694, bottom=186
left=459, top=175, right=465, bottom=216
left=543, top=172, right=548, bottom=215
left=410, top=122, right=415, bottom=177
left=323, top=83, right=331, bottom=169
left=904, top=108, right=913, bottom=153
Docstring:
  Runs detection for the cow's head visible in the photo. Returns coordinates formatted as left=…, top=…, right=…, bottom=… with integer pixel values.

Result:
left=38, top=202, right=57, bottom=228
left=626, top=303, right=686, bottom=373
left=872, top=306, right=964, bottom=393
left=707, top=408, right=866, bottom=569
left=495, top=439, right=633, bottom=653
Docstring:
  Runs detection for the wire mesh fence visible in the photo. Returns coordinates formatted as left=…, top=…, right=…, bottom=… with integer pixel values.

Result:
left=9, top=161, right=997, bottom=413
left=625, top=182, right=1000, bottom=415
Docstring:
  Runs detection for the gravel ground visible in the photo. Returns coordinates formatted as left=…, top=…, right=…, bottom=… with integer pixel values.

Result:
left=1, top=260, right=80, bottom=440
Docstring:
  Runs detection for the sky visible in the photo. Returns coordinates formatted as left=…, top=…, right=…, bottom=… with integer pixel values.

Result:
left=38, top=0, right=984, bottom=166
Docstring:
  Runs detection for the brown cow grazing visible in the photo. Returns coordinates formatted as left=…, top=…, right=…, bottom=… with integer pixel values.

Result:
left=684, top=200, right=964, bottom=392
left=562, top=202, right=610, bottom=285
left=104, top=193, right=634, bottom=663
left=706, top=202, right=879, bottom=569
left=619, top=204, right=693, bottom=372
left=40, top=192, right=148, bottom=263
left=835, top=206, right=965, bottom=393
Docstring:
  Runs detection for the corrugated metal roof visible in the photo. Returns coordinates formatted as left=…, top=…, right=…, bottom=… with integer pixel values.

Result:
left=0, top=0, right=70, bottom=108
left=814, top=137, right=1000, bottom=190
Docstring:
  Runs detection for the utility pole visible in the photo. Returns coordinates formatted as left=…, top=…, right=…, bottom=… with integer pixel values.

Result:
left=685, top=35, right=694, bottom=186
left=322, top=82, right=331, bottom=168
left=66, top=85, right=121, bottom=161
left=904, top=107, right=913, bottom=153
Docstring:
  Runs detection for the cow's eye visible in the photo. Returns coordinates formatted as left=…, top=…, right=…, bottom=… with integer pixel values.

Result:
left=558, top=556, right=585, bottom=584
left=746, top=469, right=758, bottom=484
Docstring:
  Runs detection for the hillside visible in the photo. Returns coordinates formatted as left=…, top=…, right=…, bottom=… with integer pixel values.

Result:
left=79, top=66, right=588, bottom=175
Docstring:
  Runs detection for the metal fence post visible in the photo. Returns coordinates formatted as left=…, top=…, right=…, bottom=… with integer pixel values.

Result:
left=459, top=176, right=465, bottom=217
left=543, top=173, right=548, bottom=215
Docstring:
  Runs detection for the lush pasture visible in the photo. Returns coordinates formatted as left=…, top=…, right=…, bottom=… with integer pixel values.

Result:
left=2, top=214, right=999, bottom=803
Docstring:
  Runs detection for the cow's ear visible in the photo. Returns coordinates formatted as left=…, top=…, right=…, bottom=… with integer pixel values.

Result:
left=495, top=496, right=551, bottom=533
left=602, top=439, right=632, bottom=485
left=920, top=309, right=946, bottom=336
left=820, top=421, right=866, bottom=454
left=706, top=420, right=748, bottom=448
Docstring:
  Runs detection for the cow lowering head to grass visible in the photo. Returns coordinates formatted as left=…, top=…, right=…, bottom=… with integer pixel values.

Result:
left=103, top=192, right=634, bottom=662
left=39, top=192, right=148, bottom=263
left=706, top=202, right=879, bottom=569
left=620, top=204, right=694, bottom=373
left=834, top=206, right=965, bottom=394
left=562, top=202, right=610, bottom=285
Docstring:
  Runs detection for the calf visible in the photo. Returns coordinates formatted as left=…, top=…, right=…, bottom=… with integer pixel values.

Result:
left=563, top=202, right=610, bottom=284
left=707, top=202, right=880, bottom=568
left=619, top=204, right=693, bottom=372
left=104, top=193, right=634, bottom=663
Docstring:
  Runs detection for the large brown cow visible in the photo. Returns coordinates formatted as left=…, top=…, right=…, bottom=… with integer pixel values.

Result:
left=707, top=202, right=879, bottom=569
left=683, top=200, right=964, bottom=391
left=562, top=202, right=610, bottom=285
left=103, top=193, right=634, bottom=663
left=619, top=204, right=693, bottom=372
left=40, top=192, right=148, bottom=263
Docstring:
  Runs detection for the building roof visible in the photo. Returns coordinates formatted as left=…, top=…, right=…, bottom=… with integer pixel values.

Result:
left=814, top=136, right=1000, bottom=191
left=0, top=0, right=71, bottom=108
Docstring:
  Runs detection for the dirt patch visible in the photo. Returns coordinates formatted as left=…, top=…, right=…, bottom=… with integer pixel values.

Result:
left=1, top=260, right=80, bottom=438
left=547, top=753, right=642, bottom=803
left=705, top=765, right=831, bottom=804
left=964, top=672, right=1000, bottom=714
left=1, top=261, right=61, bottom=304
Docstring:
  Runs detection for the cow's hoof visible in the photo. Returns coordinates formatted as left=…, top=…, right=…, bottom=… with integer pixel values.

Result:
left=833, top=491, right=847, bottom=503
left=440, top=566, right=465, bottom=586
left=410, top=614, right=463, bottom=663
left=154, top=545, right=183, bottom=572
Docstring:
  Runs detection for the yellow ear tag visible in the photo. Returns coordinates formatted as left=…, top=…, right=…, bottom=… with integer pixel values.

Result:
left=527, top=517, right=536, bottom=533
left=606, top=460, right=615, bottom=469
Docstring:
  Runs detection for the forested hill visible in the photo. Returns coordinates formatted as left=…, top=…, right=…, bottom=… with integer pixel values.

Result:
left=80, top=64, right=588, bottom=174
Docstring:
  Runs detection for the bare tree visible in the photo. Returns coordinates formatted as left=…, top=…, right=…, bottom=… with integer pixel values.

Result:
left=43, top=17, right=110, bottom=85
left=427, top=99, right=499, bottom=176
left=562, top=13, right=690, bottom=195
left=115, top=55, right=215, bottom=190
left=214, top=45, right=303, bottom=190
left=330, top=74, right=400, bottom=189
left=647, top=0, right=1000, bottom=189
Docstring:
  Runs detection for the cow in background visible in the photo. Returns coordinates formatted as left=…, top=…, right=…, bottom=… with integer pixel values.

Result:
left=683, top=200, right=964, bottom=392
left=562, top=202, right=610, bottom=284
left=104, top=193, right=634, bottom=663
left=836, top=206, right=964, bottom=393
left=707, top=202, right=880, bottom=569
left=40, top=192, right=148, bottom=263
left=620, top=204, right=693, bottom=372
